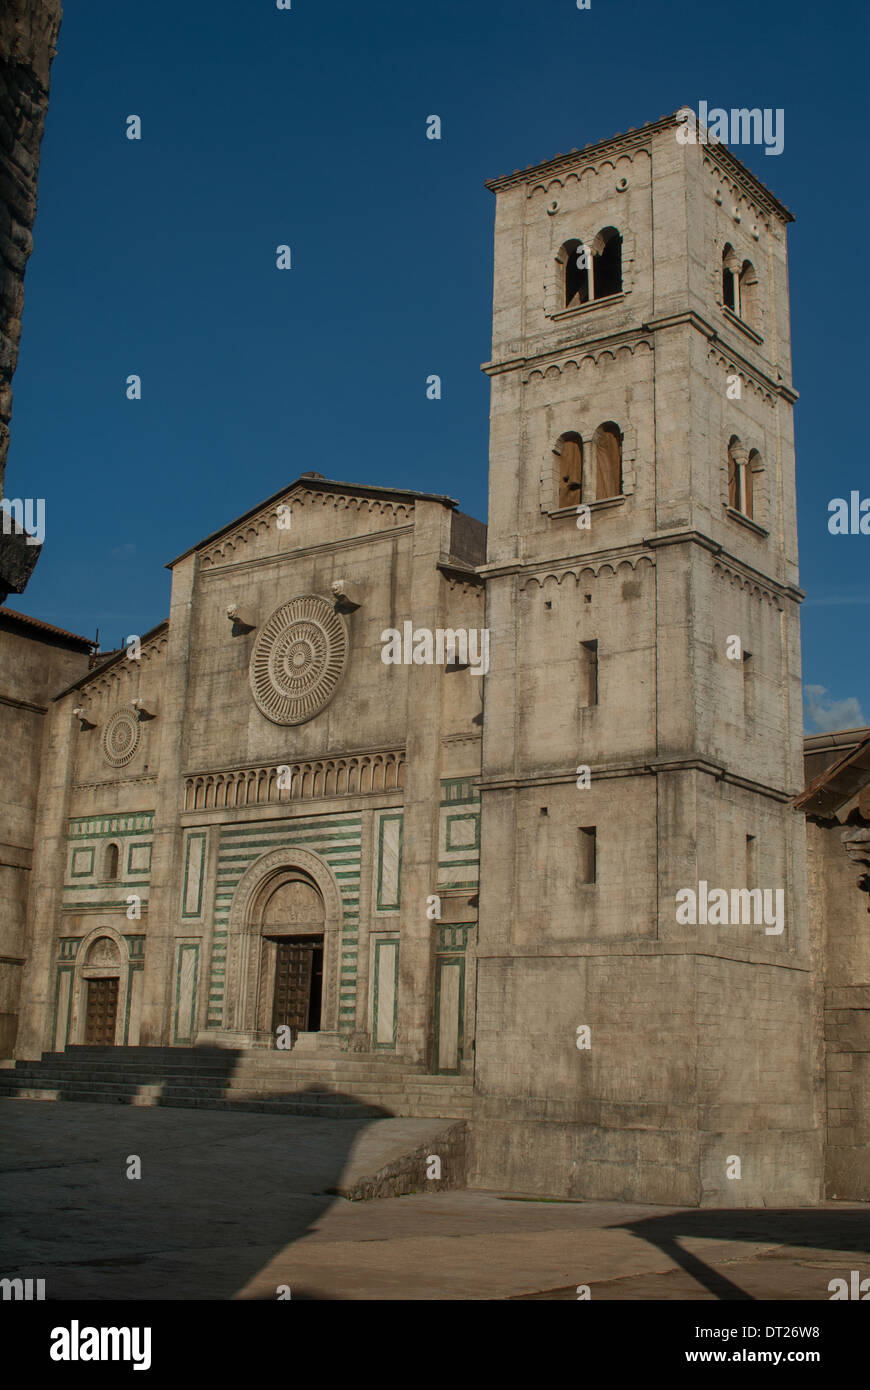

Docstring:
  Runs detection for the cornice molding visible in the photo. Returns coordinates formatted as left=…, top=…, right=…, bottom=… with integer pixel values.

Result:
left=200, top=487, right=416, bottom=571
left=519, top=553, right=655, bottom=592
left=525, top=146, right=649, bottom=200
left=524, top=339, right=653, bottom=384
left=478, top=758, right=797, bottom=802
left=482, top=327, right=652, bottom=378
left=486, top=116, right=793, bottom=225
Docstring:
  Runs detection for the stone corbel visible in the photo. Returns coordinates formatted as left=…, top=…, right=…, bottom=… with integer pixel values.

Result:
left=226, top=604, right=256, bottom=635
left=841, top=824, right=870, bottom=910
left=331, top=578, right=364, bottom=611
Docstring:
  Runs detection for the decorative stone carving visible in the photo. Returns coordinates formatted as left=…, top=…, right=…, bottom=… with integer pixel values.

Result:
left=842, top=825, right=870, bottom=907
left=249, top=595, right=348, bottom=725
left=102, top=706, right=141, bottom=767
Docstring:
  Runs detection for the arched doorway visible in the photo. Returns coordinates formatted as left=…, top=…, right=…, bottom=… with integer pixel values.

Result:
left=73, top=930, right=128, bottom=1045
left=258, top=874, right=325, bottom=1037
left=225, top=847, right=344, bottom=1040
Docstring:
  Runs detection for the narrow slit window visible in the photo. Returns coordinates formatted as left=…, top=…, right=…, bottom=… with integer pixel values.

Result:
left=580, top=639, right=598, bottom=707
left=746, top=834, right=758, bottom=889
left=579, top=826, right=597, bottom=884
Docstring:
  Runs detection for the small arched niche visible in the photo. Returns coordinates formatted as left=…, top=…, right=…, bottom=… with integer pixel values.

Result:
left=103, top=842, right=120, bottom=880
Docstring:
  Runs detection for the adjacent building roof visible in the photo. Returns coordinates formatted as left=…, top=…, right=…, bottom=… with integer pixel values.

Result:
left=53, top=618, right=170, bottom=700
left=796, top=729, right=870, bottom=819
left=0, top=605, right=94, bottom=652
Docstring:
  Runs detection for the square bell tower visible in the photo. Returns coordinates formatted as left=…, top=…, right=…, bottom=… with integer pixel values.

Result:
left=471, top=111, right=822, bottom=1205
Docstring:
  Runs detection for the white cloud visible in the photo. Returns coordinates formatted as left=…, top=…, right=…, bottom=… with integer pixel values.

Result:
left=803, top=684, right=866, bottom=733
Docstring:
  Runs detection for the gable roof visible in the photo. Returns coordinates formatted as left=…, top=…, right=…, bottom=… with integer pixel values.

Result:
left=166, top=474, right=463, bottom=569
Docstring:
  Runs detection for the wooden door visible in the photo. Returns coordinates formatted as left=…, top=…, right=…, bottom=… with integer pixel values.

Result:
left=85, top=977, right=119, bottom=1044
left=272, top=941, right=313, bottom=1036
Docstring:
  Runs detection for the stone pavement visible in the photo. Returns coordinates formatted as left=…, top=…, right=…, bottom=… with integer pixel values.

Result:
left=1, top=1101, right=868, bottom=1301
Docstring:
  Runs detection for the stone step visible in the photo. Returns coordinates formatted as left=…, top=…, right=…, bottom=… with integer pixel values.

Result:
left=0, top=1086, right=390, bottom=1117
left=0, top=1072, right=470, bottom=1101
left=4, top=1045, right=473, bottom=1120
left=6, top=1061, right=469, bottom=1095
left=29, top=1052, right=433, bottom=1075
left=0, top=1080, right=471, bottom=1119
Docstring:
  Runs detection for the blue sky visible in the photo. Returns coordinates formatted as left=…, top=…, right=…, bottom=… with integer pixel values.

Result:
left=4, top=0, right=868, bottom=730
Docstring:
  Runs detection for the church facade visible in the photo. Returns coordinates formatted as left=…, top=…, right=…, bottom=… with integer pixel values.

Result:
left=7, top=111, right=870, bottom=1207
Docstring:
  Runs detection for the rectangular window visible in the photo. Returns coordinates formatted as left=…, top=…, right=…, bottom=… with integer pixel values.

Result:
left=580, top=639, right=598, bottom=707
left=746, top=834, right=758, bottom=890
left=579, top=826, right=597, bottom=885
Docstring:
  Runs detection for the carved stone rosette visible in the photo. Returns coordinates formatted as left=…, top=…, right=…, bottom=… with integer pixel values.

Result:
left=102, top=706, right=141, bottom=767
left=249, top=595, right=348, bottom=725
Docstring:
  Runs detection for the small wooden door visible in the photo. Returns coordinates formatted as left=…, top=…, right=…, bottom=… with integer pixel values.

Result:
left=85, top=977, right=119, bottom=1044
left=271, top=939, right=323, bottom=1036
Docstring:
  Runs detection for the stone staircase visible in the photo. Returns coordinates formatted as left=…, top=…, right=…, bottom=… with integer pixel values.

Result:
left=0, top=1045, right=473, bottom=1120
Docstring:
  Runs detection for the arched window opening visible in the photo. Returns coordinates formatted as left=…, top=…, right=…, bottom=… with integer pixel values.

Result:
left=727, top=436, right=754, bottom=517
left=593, top=227, right=622, bottom=299
left=745, top=449, right=762, bottom=521
left=593, top=422, right=623, bottom=499
left=104, top=843, right=119, bottom=880
left=723, top=243, right=737, bottom=311
left=555, top=433, right=583, bottom=508
left=739, top=260, right=758, bottom=328
left=564, top=239, right=590, bottom=308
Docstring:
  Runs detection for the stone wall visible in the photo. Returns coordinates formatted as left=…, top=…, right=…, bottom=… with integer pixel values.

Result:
left=0, top=609, right=89, bottom=1056
left=0, top=0, right=62, bottom=597
left=806, top=817, right=870, bottom=1200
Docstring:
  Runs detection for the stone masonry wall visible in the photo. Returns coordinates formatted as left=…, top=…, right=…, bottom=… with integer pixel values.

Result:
left=0, top=0, right=62, bottom=597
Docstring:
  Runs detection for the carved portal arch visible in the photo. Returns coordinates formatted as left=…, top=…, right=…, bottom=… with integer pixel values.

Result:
left=70, top=924, right=131, bottom=1045
left=225, top=847, right=344, bottom=1034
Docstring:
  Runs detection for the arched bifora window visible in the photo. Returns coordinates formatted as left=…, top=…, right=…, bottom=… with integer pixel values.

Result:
left=103, top=842, right=120, bottom=880
left=593, top=422, right=623, bottom=499
left=727, top=436, right=762, bottom=520
left=554, top=433, right=584, bottom=507
left=722, top=245, right=759, bottom=329
left=561, top=228, right=622, bottom=309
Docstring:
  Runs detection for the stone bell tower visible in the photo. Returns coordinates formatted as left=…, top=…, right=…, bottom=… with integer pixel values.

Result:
left=470, top=111, right=822, bottom=1205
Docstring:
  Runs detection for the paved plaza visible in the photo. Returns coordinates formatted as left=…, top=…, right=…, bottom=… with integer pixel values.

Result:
left=2, top=1101, right=868, bottom=1301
